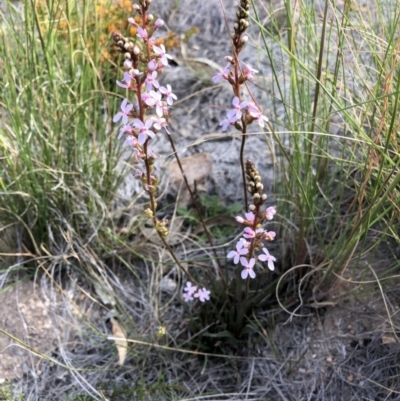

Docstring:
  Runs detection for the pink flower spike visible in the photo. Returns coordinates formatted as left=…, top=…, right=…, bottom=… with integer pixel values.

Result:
left=212, top=63, right=230, bottom=83
left=113, top=99, right=133, bottom=125
left=145, top=71, right=160, bottom=91
left=265, top=206, right=276, bottom=220
left=240, top=257, right=256, bottom=279
left=133, top=118, right=155, bottom=145
left=153, top=44, right=172, bottom=66
left=159, top=84, right=177, bottom=105
left=227, top=240, right=249, bottom=264
left=243, top=227, right=255, bottom=239
left=137, top=27, right=148, bottom=40
left=194, top=287, right=211, bottom=302
left=258, top=248, right=276, bottom=271
left=227, top=96, right=248, bottom=121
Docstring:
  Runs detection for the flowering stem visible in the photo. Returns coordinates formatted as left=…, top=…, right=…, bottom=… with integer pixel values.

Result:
left=167, top=134, right=227, bottom=290
left=239, top=124, right=248, bottom=210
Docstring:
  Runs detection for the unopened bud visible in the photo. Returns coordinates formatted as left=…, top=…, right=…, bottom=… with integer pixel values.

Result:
left=147, top=13, right=154, bottom=21
left=133, top=46, right=140, bottom=55
left=241, top=36, right=248, bottom=44
left=261, top=194, right=267, bottom=201
left=249, top=204, right=256, bottom=211
left=123, top=60, right=133, bottom=69
left=144, top=208, right=153, bottom=218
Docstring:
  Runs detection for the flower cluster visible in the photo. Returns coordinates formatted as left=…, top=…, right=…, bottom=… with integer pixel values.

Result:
left=182, top=282, right=211, bottom=303
left=217, top=94, right=269, bottom=132
left=112, top=5, right=176, bottom=165
left=113, top=1, right=211, bottom=303
left=227, top=160, right=277, bottom=279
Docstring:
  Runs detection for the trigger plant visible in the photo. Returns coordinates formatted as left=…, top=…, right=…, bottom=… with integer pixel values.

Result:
left=111, top=0, right=210, bottom=299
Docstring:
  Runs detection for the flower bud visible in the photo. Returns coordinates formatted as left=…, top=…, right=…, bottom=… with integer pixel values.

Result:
left=123, top=60, right=133, bottom=69
left=236, top=216, right=245, bottom=224
left=144, top=208, right=153, bottom=218
left=261, top=194, right=267, bottom=201
left=154, top=18, right=164, bottom=28
left=249, top=204, right=256, bottom=211
left=133, top=46, right=141, bottom=55
left=147, top=14, right=154, bottom=21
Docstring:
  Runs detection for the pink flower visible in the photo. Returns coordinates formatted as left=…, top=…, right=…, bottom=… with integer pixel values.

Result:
left=148, top=59, right=158, bottom=71
left=212, top=63, right=230, bottom=83
left=227, top=239, right=249, bottom=264
left=145, top=71, right=160, bottom=91
left=247, top=103, right=269, bottom=128
left=151, top=117, right=171, bottom=135
left=132, top=118, right=155, bottom=145
left=123, top=136, right=137, bottom=147
left=149, top=90, right=164, bottom=117
left=265, top=206, right=276, bottom=220
left=153, top=44, right=172, bottom=66
left=137, top=27, right=148, bottom=40
left=243, top=227, right=255, bottom=239
left=264, top=231, right=276, bottom=241
left=227, top=96, right=248, bottom=121
left=113, top=99, right=133, bottom=125
left=159, top=84, right=177, bottom=105
left=184, top=281, right=197, bottom=296
left=219, top=115, right=237, bottom=132
left=242, top=63, right=258, bottom=80
left=142, top=92, right=156, bottom=107
left=117, top=72, right=135, bottom=89
left=194, top=287, right=211, bottom=302
left=244, top=212, right=255, bottom=224
left=240, top=257, right=256, bottom=279
left=118, top=122, right=135, bottom=140
left=258, top=248, right=276, bottom=271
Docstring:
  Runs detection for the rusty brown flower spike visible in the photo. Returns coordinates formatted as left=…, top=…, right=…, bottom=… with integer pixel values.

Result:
left=246, top=159, right=268, bottom=208
left=232, top=0, right=251, bottom=54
